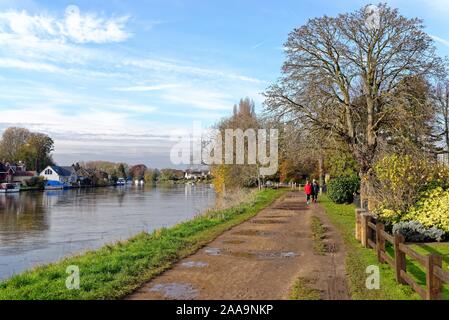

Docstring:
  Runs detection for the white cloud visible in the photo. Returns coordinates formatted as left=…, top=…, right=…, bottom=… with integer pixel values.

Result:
left=122, top=58, right=264, bottom=84
left=0, top=5, right=130, bottom=44
left=431, top=35, right=449, bottom=48
left=161, top=86, right=234, bottom=111
left=251, top=41, right=265, bottom=50
left=111, top=84, right=182, bottom=92
left=0, top=57, right=64, bottom=73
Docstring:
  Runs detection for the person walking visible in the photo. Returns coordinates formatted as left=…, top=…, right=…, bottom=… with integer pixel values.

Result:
left=312, top=179, right=320, bottom=203
left=304, top=180, right=312, bottom=205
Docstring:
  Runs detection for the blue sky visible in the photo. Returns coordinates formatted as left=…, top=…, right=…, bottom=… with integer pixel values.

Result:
left=0, top=0, right=448, bottom=168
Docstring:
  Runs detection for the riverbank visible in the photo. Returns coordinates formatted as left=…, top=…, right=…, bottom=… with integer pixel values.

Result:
left=0, top=188, right=286, bottom=300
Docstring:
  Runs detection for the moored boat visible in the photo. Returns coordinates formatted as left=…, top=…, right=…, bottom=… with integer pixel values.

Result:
left=44, top=180, right=64, bottom=190
left=0, top=183, right=20, bottom=193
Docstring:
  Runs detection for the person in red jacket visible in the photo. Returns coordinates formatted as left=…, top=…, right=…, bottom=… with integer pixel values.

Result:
left=304, top=180, right=312, bottom=205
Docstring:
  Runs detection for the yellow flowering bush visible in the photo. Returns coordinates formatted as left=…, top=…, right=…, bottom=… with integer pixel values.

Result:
left=373, top=154, right=449, bottom=223
left=404, top=187, right=449, bottom=232
left=377, top=208, right=403, bottom=224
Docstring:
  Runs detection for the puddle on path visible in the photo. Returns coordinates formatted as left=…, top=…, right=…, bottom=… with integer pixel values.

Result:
left=204, top=247, right=221, bottom=256
left=232, top=229, right=276, bottom=237
left=149, top=283, right=199, bottom=300
left=181, top=261, right=209, bottom=268
left=251, top=219, right=288, bottom=224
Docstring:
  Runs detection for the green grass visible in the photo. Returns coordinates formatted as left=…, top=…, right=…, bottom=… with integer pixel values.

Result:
left=289, top=277, right=321, bottom=300
left=383, top=242, right=449, bottom=299
left=0, top=188, right=286, bottom=300
left=320, top=195, right=419, bottom=300
left=311, top=216, right=327, bottom=255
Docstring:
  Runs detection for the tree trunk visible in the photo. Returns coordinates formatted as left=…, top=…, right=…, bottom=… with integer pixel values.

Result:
left=318, top=156, right=324, bottom=194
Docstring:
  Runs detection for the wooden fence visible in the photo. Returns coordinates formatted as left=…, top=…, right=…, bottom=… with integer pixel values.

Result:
left=355, top=209, right=449, bottom=300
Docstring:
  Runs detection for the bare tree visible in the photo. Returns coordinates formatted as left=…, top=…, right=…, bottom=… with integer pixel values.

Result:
left=265, top=4, right=443, bottom=205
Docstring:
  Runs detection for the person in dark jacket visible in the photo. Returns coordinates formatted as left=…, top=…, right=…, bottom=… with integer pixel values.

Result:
left=312, top=179, right=320, bottom=203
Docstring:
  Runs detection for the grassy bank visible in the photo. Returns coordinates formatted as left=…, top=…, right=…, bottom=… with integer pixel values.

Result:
left=289, top=278, right=321, bottom=300
left=311, top=216, right=327, bottom=255
left=320, top=195, right=419, bottom=300
left=0, top=188, right=286, bottom=300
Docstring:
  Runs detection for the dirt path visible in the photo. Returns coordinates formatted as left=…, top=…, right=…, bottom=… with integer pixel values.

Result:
left=127, top=192, right=350, bottom=300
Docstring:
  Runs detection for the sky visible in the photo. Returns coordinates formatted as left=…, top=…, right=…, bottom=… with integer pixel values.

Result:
left=0, top=0, right=448, bottom=168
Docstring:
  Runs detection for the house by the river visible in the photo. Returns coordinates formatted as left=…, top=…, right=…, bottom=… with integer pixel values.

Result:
left=40, top=165, right=78, bottom=185
left=0, top=162, right=37, bottom=184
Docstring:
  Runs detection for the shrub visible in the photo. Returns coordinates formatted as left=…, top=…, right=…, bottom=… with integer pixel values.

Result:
left=327, top=176, right=360, bottom=204
left=392, top=221, right=445, bottom=242
left=24, top=176, right=45, bottom=189
left=373, top=154, right=449, bottom=222
left=403, top=187, right=449, bottom=233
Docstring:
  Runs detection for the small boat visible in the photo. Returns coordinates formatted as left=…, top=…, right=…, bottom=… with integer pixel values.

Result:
left=44, top=180, right=64, bottom=190
left=117, top=178, right=126, bottom=186
left=0, top=183, right=20, bottom=193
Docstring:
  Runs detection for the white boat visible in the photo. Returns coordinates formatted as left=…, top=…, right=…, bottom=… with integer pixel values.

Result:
left=0, top=183, right=20, bottom=193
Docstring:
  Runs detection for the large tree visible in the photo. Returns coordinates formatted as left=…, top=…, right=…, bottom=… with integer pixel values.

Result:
left=211, top=97, right=261, bottom=192
left=0, top=127, right=31, bottom=162
left=0, top=128, right=54, bottom=171
left=265, top=4, right=443, bottom=204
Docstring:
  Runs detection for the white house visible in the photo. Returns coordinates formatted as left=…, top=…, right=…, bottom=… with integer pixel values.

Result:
left=40, top=166, right=78, bottom=184
left=184, top=169, right=210, bottom=180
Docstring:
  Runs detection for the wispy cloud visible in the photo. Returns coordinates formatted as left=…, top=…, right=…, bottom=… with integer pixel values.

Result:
left=0, top=58, right=64, bottom=73
left=122, top=58, right=263, bottom=84
left=110, top=84, right=182, bottom=92
left=431, top=35, right=449, bottom=48
left=251, top=41, right=265, bottom=50
left=0, top=5, right=131, bottom=44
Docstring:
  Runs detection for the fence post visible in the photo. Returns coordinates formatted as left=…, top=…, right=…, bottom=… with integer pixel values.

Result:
left=376, top=223, right=385, bottom=263
left=393, top=234, right=406, bottom=284
left=361, top=213, right=371, bottom=248
left=355, top=209, right=365, bottom=242
left=426, top=254, right=443, bottom=300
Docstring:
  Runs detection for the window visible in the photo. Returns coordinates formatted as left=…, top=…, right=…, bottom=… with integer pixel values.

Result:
left=45, top=169, right=53, bottom=175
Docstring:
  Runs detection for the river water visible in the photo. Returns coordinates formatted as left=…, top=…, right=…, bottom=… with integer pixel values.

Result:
left=0, top=184, right=216, bottom=280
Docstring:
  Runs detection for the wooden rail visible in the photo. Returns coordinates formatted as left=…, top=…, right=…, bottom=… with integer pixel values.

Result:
left=355, top=209, right=449, bottom=300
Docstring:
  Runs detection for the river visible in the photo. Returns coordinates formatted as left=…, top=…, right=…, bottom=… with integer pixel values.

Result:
left=0, top=184, right=216, bottom=280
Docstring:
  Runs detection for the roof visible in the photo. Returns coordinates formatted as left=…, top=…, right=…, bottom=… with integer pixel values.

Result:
left=48, top=166, right=75, bottom=177
left=14, top=171, right=36, bottom=177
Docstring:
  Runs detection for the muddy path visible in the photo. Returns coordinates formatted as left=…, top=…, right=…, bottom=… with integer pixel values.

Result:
left=127, top=192, right=350, bottom=300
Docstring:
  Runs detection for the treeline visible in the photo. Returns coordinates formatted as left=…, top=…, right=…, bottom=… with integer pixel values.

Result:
left=75, top=161, right=192, bottom=185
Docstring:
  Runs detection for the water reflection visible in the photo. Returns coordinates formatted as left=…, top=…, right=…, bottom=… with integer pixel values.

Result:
left=0, top=184, right=215, bottom=280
